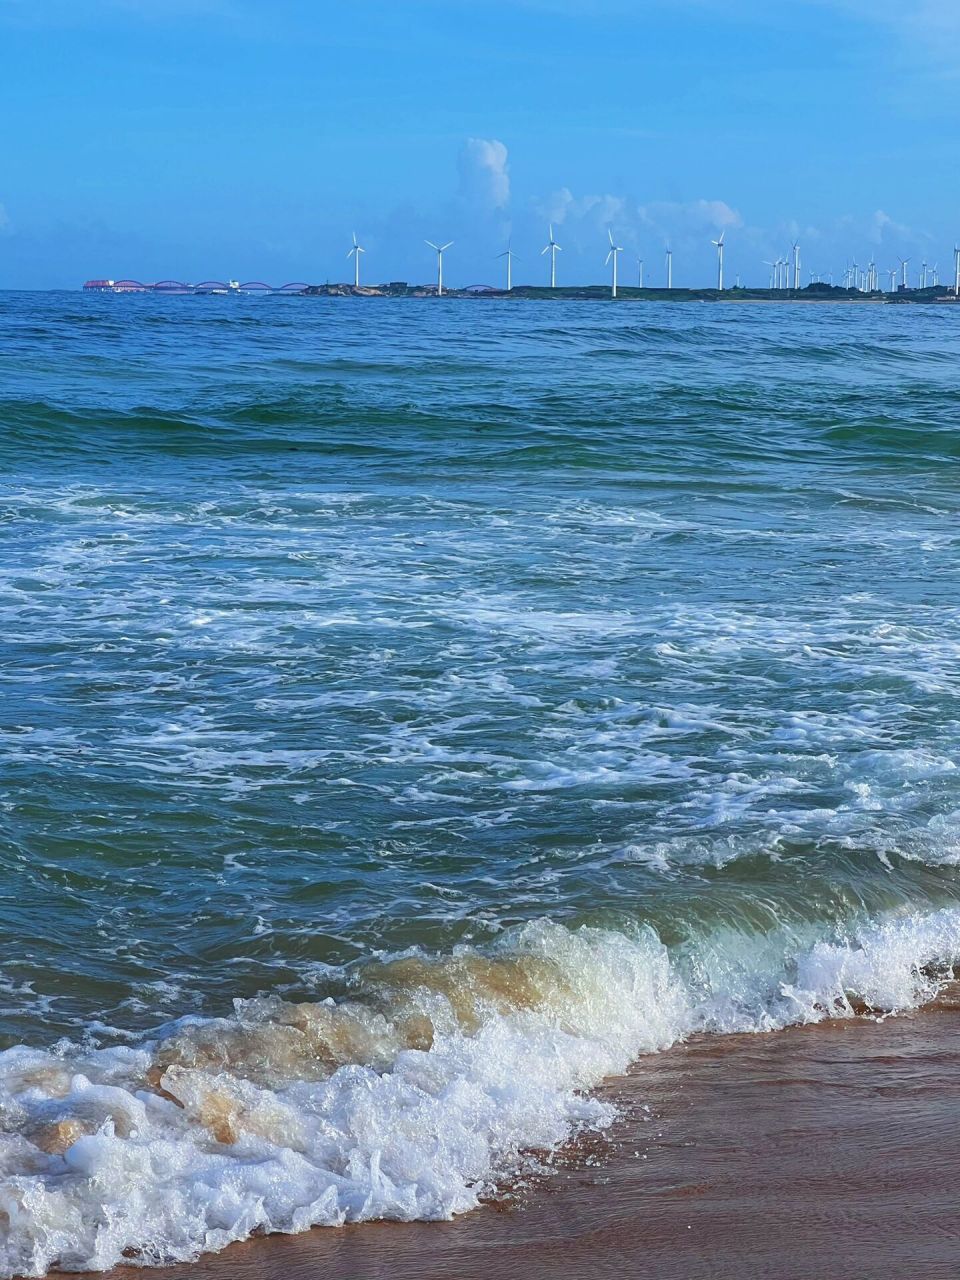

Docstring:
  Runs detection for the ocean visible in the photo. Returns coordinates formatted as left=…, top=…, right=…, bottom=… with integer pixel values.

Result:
left=2, top=290, right=960, bottom=1275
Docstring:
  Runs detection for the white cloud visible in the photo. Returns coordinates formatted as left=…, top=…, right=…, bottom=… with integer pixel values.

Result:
left=537, top=191, right=743, bottom=240
left=869, top=209, right=915, bottom=244
left=639, top=198, right=743, bottom=234
left=457, top=138, right=510, bottom=210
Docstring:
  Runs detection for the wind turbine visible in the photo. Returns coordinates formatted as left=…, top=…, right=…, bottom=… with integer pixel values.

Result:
left=606, top=229, right=623, bottom=298
left=792, top=241, right=801, bottom=290
left=665, top=246, right=673, bottom=289
left=347, top=232, right=365, bottom=288
left=899, top=257, right=910, bottom=289
left=712, top=231, right=725, bottom=290
left=541, top=224, right=562, bottom=288
left=763, top=260, right=777, bottom=289
left=426, top=240, right=453, bottom=296
left=497, top=240, right=519, bottom=291
left=954, top=246, right=960, bottom=297
left=920, top=260, right=928, bottom=289
left=637, top=257, right=644, bottom=288
left=888, top=267, right=898, bottom=293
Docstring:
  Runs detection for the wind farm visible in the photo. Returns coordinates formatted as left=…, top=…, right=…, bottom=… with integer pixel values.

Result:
left=84, top=226, right=960, bottom=303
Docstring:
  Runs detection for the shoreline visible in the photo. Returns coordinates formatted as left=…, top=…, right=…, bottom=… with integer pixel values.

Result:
left=71, top=993, right=960, bottom=1280
left=79, top=281, right=960, bottom=304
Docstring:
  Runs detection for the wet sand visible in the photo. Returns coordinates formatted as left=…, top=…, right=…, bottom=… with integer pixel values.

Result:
left=75, top=997, right=960, bottom=1280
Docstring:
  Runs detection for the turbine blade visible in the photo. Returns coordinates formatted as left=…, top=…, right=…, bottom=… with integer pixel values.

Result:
left=426, top=241, right=438, bottom=250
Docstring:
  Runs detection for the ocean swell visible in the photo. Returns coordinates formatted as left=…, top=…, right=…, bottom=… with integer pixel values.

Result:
left=1, top=908, right=959, bottom=1276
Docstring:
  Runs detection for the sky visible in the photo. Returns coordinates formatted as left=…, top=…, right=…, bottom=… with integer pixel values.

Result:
left=2, top=0, right=960, bottom=289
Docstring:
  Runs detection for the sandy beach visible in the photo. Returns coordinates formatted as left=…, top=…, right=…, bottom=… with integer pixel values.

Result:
left=69, top=994, right=960, bottom=1280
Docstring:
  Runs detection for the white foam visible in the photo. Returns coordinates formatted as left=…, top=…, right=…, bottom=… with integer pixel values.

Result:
left=0, top=909, right=959, bottom=1276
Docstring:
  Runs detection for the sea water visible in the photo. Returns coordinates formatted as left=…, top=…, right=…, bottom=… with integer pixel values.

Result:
left=2, top=291, right=960, bottom=1274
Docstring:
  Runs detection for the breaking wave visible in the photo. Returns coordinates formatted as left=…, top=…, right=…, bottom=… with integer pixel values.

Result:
left=2, top=908, right=960, bottom=1276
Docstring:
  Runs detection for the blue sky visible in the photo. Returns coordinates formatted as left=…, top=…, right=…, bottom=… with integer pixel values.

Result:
left=2, top=0, right=960, bottom=288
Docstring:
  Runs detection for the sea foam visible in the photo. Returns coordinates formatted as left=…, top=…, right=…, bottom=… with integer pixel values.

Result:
left=0, top=908, right=959, bottom=1276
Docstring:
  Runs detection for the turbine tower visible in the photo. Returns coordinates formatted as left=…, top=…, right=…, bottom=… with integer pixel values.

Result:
left=712, top=232, right=725, bottom=291
left=954, top=246, right=960, bottom=297
left=605, top=229, right=623, bottom=298
left=637, top=257, right=644, bottom=288
left=347, top=233, right=365, bottom=289
left=665, top=246, right=673, bottom=289
left=899, top=257, right=910, bottom=290
left=426, top=240, right=453, bottom=296
left=497, top=240, right=519, bottom=291
left=792, top=241, right=801, bottom=290
left=541, top=224, right=562, bottom=288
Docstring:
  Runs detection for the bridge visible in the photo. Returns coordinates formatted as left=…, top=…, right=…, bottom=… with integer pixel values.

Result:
left=83, top=280, right=313, bottom=295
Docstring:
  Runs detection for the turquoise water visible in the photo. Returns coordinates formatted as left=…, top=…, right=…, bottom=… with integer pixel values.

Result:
left=3, top=291, right=960, bottom=1273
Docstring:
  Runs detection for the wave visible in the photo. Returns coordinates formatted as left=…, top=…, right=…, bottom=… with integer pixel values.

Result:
left=2, top=907, right=960, bottom=1276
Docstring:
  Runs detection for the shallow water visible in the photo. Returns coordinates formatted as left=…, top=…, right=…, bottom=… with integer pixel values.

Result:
left=2, top=292, right=960, bottom=1274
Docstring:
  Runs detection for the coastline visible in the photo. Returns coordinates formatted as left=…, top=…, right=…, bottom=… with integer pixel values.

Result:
left=72, top=993, right=960, bottom=1280
left=79, top=280, right=960, bottom=304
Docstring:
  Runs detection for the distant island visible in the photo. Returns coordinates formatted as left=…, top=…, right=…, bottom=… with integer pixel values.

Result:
left=83, top=279, right=960, bottom=303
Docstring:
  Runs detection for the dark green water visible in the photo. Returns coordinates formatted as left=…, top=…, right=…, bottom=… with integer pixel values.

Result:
left=2, top=291, right=960, bottom=1274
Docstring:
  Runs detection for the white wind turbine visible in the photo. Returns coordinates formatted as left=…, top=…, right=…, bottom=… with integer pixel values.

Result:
left=888, top=267, right=898, bottom=293
left=712, top=231, right=725, bottom=290
left=954, top=246, right=960, bottom=297
left=497, top=240, right=519, bottom=291
left=637, top=257, right=644, bottom=288
left=665, top=246, right=673, bottom=289
left=541, top=224, right=562, bottom=288
left=792, top=241, right=801, bottom=290
left=426, top=240, right=453, bottom=295
left=606, top=229, right=623, bottom=298
left=347, top=233, right=365, bottom=288
left=763, top=260, right=777, bottom=289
